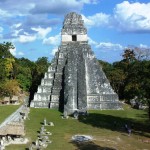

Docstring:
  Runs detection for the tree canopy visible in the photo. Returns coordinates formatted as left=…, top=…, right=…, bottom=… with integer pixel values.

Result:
left=0, top=42, right=150, bottom=118
left=0, top=42, right=50, bottom=99
left=99, top=47, right=150, bottom=118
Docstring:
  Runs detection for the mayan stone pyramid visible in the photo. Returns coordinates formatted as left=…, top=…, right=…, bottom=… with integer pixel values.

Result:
left=30, top=12, right=122, bottom=115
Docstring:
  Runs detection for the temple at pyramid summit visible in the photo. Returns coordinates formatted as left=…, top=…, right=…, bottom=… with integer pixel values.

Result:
left=30, top=12, right=122, bottom=115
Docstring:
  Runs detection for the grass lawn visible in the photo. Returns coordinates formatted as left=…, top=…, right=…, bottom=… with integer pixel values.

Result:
left=4, top=104, right=150, bottom=150
left=0, top=105, right=20, bottom=124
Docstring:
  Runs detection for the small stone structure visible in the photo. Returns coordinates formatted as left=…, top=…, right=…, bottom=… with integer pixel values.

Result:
left=10, top=96, right=19, bottom=104
left=30, top=12, right=122, bottom=115
left=0, top=95, right=23, bottom=105
left=72, top=135, right=93, bottom=142
left=0, top=122, right=25, bottom=136
left=30, top=118, right=53, bottom=150
left=0, top=103, right=30, bottom=148
left=0, top=121, right=27, bottom=149
left=2, top=97, right=10, bottom=105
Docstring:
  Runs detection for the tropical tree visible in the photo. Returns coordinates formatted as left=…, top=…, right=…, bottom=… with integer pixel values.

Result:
left=0, top=42, right=15, bottom=81
left=138, top=61, right=150, bottom=118
left=0, top=42, right=18, bottom=98
left=15, top=58, right=35, bottom=91
left=0, top=42, right=14, bottom=59
left=29, top=57, right=50, bottom=101
left=1, top=80, right=21, bottom=97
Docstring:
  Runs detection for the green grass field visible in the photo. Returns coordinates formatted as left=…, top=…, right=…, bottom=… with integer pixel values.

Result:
left=3, top=104, right=150, bottom=150
left=0, top=105, right=20, bottom=124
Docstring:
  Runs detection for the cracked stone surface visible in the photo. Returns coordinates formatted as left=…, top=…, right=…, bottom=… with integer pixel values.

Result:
left=30, top=12, right=122, bottom=114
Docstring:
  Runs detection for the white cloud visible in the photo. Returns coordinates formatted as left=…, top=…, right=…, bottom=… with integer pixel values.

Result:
left=0, top=0, right=97, bottom=18
left=0, top=27, right=3, bottom=40
left=9, top=47, right=17, bottom=56
left=18, top=34, right=36, bottom=43
left=18, top=52, right=24, bottom=56
left=43, top=33, right=61, bottom=45
left=139, top=44, right=148, bottom=48
left=82, top=1, right=150, bottom=33
left=16, top=26, right=52, bottom=43
left=82, top=13, right=110, bottom=28
left=88, top=37, right=98, bottom=46
left=0, top=27, right=3, bottom=33
left=113, top=1, right=150, bottom=32
left=30, top=0, right=83, bottom=14
left=11, top=23, right=22, bottom=29
left=0, top=1, right=35, bottom=17
left=12, top=29, right=23, bottom=37
left=9, top=45, right=24, bottom=56
left=0, top=8, right=12, bottom=17
left=31, top=26, right=52, bottom=38
left=87, top=37, right=123, bottom=52
left=51, top=47, right=58, bottom=56
left=6, top=23, right=23, bottom=38
left=0, top=0, right=87, bottom=42
left=96, top=42, right=123, bottom=51
left=79, top=0, right=98, bottom=4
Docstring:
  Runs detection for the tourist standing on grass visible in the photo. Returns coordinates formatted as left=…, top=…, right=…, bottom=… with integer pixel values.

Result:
left=128, top=128, right=131, bottom=136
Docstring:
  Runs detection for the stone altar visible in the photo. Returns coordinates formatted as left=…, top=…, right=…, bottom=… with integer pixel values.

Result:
left=30, top=12, right=122, bottom=115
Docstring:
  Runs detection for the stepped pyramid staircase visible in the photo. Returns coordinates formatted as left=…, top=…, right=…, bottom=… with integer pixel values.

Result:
left=30, top=12, right=122, bottom=114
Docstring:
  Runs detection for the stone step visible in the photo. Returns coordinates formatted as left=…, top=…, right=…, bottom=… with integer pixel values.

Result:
left=41, top=78, right=53, bottom=86
left=48, top=66, right=56, bottom=72
left=32, top=100, right=50, bottom=108
left=37, top=85, right=52, bottom=93
left=50, top=102, right=59, bottom=108
left=30, top=12, right=122, bottom=112
left=87, top=94, right=118, bottom=103
left=50, top=95, right=59, bottom=102
left=88, top=102, right=122, bottom=110
left=34, top=93, right=51, bottom=101
left=44, top=72, right=54, bottom=79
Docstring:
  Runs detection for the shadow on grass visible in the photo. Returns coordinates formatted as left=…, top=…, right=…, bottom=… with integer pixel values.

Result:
left=78, top=113, right=150, bottom=138
left=70, top=141, right=116, bottom=150
left=40, top=122, right=44, bottom=125
left=135, top=113, right=148, bottom=119
left=37, top=130, right=40, bottom=134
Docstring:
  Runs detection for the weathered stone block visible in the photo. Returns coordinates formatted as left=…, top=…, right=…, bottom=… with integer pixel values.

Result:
left=51, top=95, right=59, bottom=102
left=30, top=12, right=122, bottom=113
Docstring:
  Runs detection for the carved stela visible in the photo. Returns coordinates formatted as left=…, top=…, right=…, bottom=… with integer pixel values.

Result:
left=30, top=12, right=122, bottom=115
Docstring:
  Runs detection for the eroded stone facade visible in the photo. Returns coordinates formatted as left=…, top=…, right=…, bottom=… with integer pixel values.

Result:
left=30, top=12, right=122, bottom=114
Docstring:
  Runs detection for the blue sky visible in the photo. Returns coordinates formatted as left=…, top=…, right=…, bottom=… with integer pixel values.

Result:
left=0, top=0, right=150, bottom=63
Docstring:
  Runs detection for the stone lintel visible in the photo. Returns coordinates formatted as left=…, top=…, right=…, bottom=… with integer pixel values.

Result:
left=62, top=34, right=87, bottom=42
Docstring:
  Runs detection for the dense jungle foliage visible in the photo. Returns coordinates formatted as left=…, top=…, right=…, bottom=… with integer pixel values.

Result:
left=0, top=42, right=150, bottom=117
left=0, top=42, right=50, bottom=100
